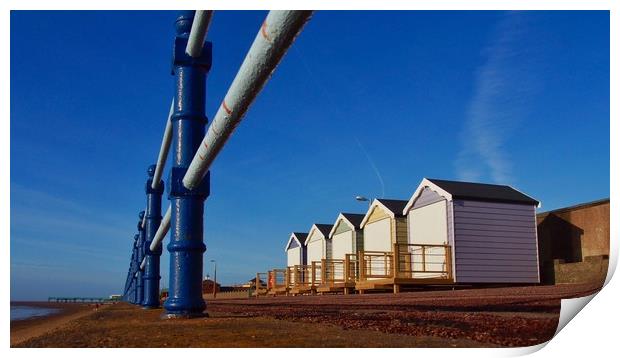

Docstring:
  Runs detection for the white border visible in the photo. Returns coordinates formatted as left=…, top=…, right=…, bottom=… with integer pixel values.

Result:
left=4, top=1, right=616, bottom=357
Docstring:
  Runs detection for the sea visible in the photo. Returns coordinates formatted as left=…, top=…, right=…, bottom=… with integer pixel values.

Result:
left=10, top=304, right=60, bottom=321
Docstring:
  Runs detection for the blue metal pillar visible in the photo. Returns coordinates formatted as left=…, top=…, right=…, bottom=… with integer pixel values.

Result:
left=128, top=237, right=137, bottom=303
left=136, top=212, right=146, bottom=305
left=123, top=263, right=131, bottom=301
left=122, top=267, right=128, bottom=299
left=142, top=165, right=164, bottom=308
left=163, top=10, right=212, bottom=318
left=132, top=234, right=139, bottom=304
left=125, top=242, right=136, bottom=301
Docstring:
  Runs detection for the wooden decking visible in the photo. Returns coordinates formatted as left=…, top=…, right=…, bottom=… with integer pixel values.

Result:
left=257, top=243, right=454, bottom=296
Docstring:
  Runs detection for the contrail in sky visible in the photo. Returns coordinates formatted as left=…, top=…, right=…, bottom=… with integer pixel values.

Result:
left=354, top=137, right=386, bottom=199
left=456, top=12, right=540, bottom=184
left=294, top=46, right=386, bottom=198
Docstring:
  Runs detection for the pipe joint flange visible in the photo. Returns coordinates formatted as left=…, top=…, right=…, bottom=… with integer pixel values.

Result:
left=144, top=241, right=163, bottom=256
left=172, top=36, right=212, bottom=72
left=146, top=178, right=165, bottom=194
left=168, top=167, right=210, bottom=199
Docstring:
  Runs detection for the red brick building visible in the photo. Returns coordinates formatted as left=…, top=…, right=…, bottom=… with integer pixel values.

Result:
left=202, top=279, right=221, bottom=294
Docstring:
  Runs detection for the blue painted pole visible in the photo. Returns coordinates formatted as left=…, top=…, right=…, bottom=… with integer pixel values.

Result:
left=122, top=266, right=128, bottom=299
left=125, top=244, right=135, bottom=301
left=125, top=275, right=130, bottom=301
left=132, top=233, right=139, bottom=304
left=136, top=212, right=146, bottom=305
left=127, top=242, right=133, bottom=303
left=128, top=238, right=137, bottom=302
left=123, top=263, right=131, bottom=300
left=142, top=165, right=164, bottom=308
left=163, top=11, right=212, bottom=318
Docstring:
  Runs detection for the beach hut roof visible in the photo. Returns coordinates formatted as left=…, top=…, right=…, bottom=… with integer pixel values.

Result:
left=304, top=224, right=333, bottom=245
left=284, top=232, right=308, bottom=252
left=328, top=213, right=365, bottom=238
left=403, top=178, right=540, bottom=214
left=360, top=198, right=408, bottom=228
left=341, top=213, right=365, bottom=228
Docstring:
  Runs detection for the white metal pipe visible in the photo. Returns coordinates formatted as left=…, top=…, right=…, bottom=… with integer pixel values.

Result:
left=137, top=204, right=171, bottom=272
left=151, top=101, right=174, bottom=189
left=149, top=205, right=171, bottom=252
left=186, top=10, right=214, bottom=58
left=141, top=207, right=147, bottom=229
left=182, top=10, right=313, bottom=189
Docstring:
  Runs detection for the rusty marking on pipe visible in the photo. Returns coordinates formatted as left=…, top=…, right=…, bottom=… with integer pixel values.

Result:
left=261, top=20, right=271, bottom=42
left=222, top=100, right=232, bottom=115
left=203, top=141, right=208, bottom=150
left=198, top=153, right=205, bottom=160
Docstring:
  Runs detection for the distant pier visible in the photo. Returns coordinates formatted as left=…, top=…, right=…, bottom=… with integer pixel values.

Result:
left=47, top=297, right=117, bottom=303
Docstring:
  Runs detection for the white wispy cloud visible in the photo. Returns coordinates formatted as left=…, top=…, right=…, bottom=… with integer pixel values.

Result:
left=456, top=12, right=541, bottom=184
left=11, top=183, right=133, bottom=257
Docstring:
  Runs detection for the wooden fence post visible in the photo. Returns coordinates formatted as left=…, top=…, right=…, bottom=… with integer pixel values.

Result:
left=359, top=252, right=366, bottom=280
left=255, top=273, right=260, bottom=298
left=345, top=255, right=350, bottom=282
left=311, top=262, right=316, bottom=286
left=393, top=243, right=400, bottom=279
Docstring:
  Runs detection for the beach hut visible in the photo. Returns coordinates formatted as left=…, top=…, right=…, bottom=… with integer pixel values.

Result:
left=285, top=232, right=309, bottom=293
left=285, top=232, right=308, bottom=268
left=359, top=199, right=409, bottom=252
left=304, top=223, right=334, bottom=287
left=403, top=178, right=540, bottom=284
left=314, top=213, right=365, bottom=293
left=305, top=224, right=335, bottom=263
left=329, top=213, right=365, bottom=260
left=357, top=199, right=409, bottom=289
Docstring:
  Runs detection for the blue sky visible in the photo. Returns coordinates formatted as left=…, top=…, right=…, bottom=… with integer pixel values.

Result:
left=10, top=11, right=609, bottom=300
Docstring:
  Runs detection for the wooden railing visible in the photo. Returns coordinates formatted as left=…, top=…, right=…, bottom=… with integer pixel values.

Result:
left=393, top=243, right=452, bottom=279
left=311, top=261, right=323, bottom=286
left=278, top=243, right=452, bottom=293
left=290, top=264, right=313, bottom=287
left=317, top=256, right=359, bottom=286
left=267, top=268, right=288, bottom=291
left=345, top=254, right=359, bottom=283
left=254, top=272, right=268, bottom=296
left=320, top=259, right=344, bottom=284
left=359, top=250, right=394, bottom=279
left=358, top=243, right=452, bottom=280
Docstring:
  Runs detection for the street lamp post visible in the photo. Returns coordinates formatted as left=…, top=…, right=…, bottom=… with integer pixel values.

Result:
left=210, top=260, right=217, bottom=298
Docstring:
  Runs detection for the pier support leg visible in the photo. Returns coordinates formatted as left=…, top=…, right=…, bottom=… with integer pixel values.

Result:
left=163, top=10, right=212, bottom=318
left=136, top=212, right=146, bottom=306
left=393, top=284, right=400, bottom=294
left=142, top=165, right=164, bottom=308
left=131, top=235, right=139, bottom=304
